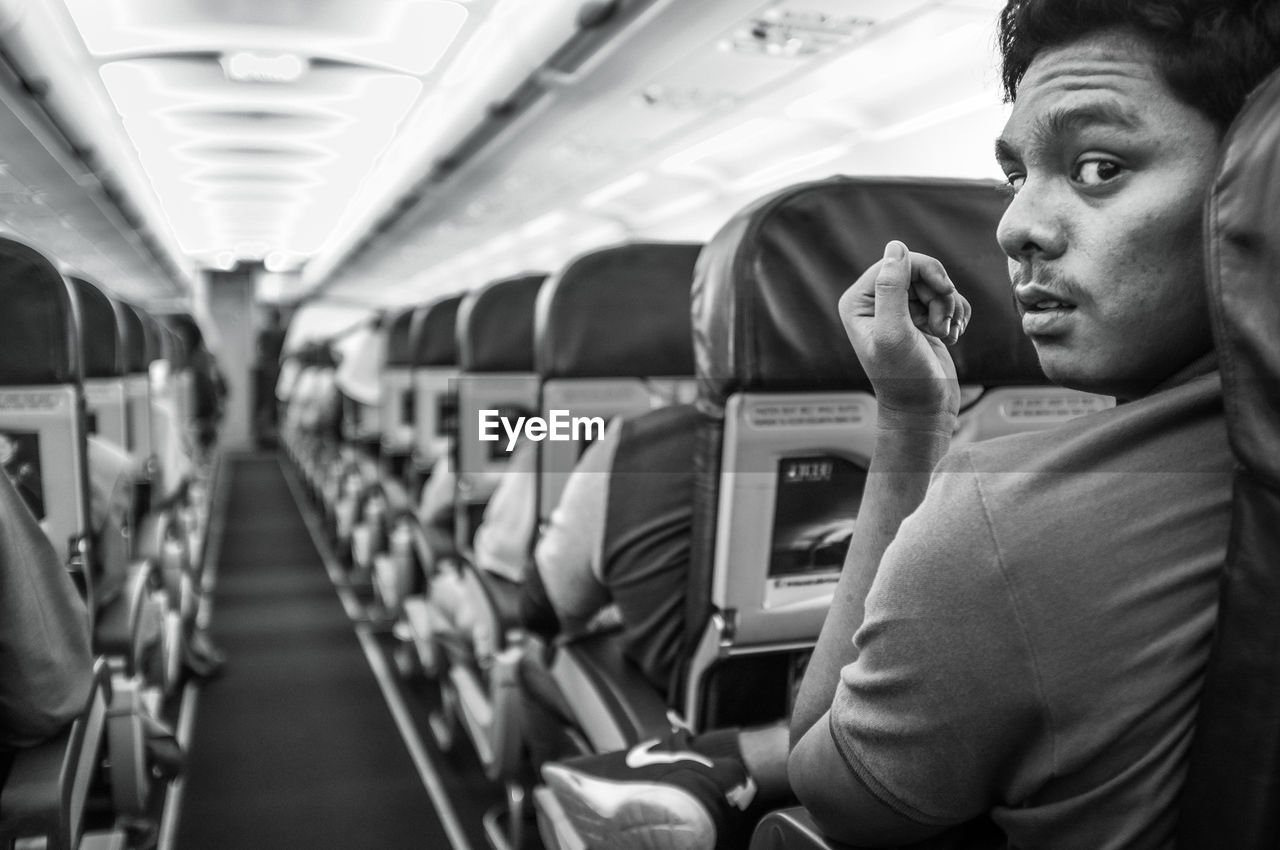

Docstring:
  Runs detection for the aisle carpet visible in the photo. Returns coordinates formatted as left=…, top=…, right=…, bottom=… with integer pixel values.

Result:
left=175, top=455, right=454, bottom=849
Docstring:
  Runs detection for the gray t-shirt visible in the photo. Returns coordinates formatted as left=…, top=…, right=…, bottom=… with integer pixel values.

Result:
left=829, top=364, right=1230, bottom=849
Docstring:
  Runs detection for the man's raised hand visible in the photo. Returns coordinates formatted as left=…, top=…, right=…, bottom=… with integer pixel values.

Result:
left=837, top=240, right=970, bottom=424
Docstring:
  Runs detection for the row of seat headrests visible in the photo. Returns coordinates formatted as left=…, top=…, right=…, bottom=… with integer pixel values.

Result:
left=347, top=177, right=1046, bottom=414
left=0, top=235, right=205, bottom=386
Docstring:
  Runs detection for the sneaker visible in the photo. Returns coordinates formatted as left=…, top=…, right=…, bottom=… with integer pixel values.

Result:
left=541, top=729, right=757, bottom=850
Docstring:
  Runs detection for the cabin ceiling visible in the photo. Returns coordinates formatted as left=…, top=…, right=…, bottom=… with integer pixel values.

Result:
left=0, top=0, right=1007, bottom=313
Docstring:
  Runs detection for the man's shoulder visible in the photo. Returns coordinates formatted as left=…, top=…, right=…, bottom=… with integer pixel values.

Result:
left=948, top=371, right=1228, bottom=477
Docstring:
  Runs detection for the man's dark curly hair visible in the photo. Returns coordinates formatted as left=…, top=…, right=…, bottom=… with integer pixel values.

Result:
left=998, top=0, right=1280, bottom=131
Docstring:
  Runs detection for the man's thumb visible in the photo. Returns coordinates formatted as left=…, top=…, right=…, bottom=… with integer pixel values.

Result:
left=875, top=241, right=911, bottom=321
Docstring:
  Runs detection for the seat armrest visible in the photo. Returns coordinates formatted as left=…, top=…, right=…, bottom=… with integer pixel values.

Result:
left=550, top=631, right=671, bottom=752
left=379, top=479, right=413, bottom=516
left=0, top=660, right=111, bottom=850
left=750, top=807, right=845, bottom=850
left=750, top=806, right=1003, bottom=850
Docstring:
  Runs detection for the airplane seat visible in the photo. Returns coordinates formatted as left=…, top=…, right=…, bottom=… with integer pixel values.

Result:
left=451, top=272, right=547, bottom=560
left=162, top=312, right=220, bottom=467
left=459, top=242, right=704, bottom=850
left=378, top=305, right=418, bottom=484
left=118, top=303, right=158, bottom=519
left=408, top=294, right=464, bottom=493
left=479, top=243, right=703, bottom=763
left=331, top=322, right=387, bottom=570
left=0, top=237, right=165, bottom=819
left=379, top=295, right=463, bottom=639
left=533, top=241, right=702, bottom=526
left=1175, top=65, right=1280, bottom=849
left=519, top=240, right=705, bottom=746
left=68, top=278, right=181, bottom=695
left=0, top=237, right=101, bottom=636
left=412, top=272, right=545, bottom=758
left=0, top=660, right=123, bottom=850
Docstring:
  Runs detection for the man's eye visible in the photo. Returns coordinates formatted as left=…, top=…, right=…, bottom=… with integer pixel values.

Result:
left=1072, top=158, right=1123, bottom=186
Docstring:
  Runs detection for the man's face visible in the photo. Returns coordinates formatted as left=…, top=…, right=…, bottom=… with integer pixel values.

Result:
left=995, top=29, right=1220, bottom=399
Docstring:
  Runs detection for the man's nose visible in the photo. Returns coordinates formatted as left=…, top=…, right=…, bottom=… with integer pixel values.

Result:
left=996, top=178, right=1066, bottom=262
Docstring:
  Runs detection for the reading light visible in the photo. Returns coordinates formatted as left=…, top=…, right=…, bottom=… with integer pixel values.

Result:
left=221, top=52, right=308, bottom=84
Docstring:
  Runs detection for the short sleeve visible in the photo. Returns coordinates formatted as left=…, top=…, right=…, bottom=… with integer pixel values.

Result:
left=473, top=440, right=538, bottom=583
left=827, top=450, right=1050, bottom=825
left=535, top=418, right=622, bottom=622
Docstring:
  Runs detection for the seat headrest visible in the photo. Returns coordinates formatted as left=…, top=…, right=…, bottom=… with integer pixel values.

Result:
left=384, top=307, right=417, bottom=368
left=457, top=273, right=547, bottom=373
left=1207, top=66, right=1280, bottom=486
left=410, top=294, right=463, bottom=368
left=535, top=242, right=701, bottom=379
left=301, top=342, right=338, bottom=369
left=161, top=313, right=204, bottom=370
left=0, top=237, right=80, bottom=385
left=692, top=176, right=1045, bottom=415
left=69, top=276, right=125, bottom=379
left=159, top=315, right=192, bottom=370
left=119, top=302, right=150, bottom=374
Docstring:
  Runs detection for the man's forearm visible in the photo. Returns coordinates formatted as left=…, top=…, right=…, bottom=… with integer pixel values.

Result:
left=789, top=413, right=952, bottom=746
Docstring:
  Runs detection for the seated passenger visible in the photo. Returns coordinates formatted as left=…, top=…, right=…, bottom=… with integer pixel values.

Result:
left=530, top=408, right=695, bottom=692
left=541, top=2, right=1280, bottom=848
left=527, top=406, right=796, bottom=848
left=0, top=469, right=93, bottom=782
left=88, top=434, right=141, bottom=536
left=419, top=441, right=536, bottom=653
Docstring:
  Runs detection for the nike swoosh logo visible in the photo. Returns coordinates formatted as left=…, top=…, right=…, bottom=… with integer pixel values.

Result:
left=624, top=738, right=713, bottom=770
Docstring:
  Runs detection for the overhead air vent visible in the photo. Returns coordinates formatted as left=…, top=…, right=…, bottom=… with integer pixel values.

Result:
left=719, top=8, right=876, bottom=58
left=545, top=0, right=663, bottom=75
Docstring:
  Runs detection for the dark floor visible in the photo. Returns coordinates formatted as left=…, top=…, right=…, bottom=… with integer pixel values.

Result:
left=175, top=454, right=483, bottom=850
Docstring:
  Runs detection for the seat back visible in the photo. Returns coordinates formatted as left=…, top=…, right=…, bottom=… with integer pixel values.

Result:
left=681, top=177, right=1107, bottom=728
left=410, top=294, right=463, bottom=469
left=1176, top=67, right=1280, bottom=848
left=379, top=306, right=417, bottom=466
left=334, top=320, right=384, bottom=452
left=159, top=313, right=196, bottom=437
left=533, top=242, right=702, bottom=524
left=68, top=276, right=130, bottom=450
left=453, top=272, right=546, bottom=550
left=0, top=237, right=93, bottom=618
left=119, top=303, right=155, bottom=460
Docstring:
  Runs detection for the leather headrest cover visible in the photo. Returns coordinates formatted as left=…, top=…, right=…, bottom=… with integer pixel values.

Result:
left=535, top=242, right=701, bottom=379
left=410, top=294, right=462, bottom=368
left=70, top=276, right=124, bottom=379
left=384, top=307, right=417, bottom=367
left=692, top=176, right=1045, bottom=414
left=0, top=237, right=80, bottom=385
left=120, top=303, right=150, bottom=373
left=1207, top=67, right=1280, bottom=486
left=162, top=313, right=203, bottom=370
left=457, top=273, right=546, bottom=372
left=299, top=342, right=338, bottom=369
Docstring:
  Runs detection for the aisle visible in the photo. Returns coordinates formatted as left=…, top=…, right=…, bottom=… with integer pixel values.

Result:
left=174, top=454, right=454, bottom=849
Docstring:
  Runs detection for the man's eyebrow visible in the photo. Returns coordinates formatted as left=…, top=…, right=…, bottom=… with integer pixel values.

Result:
left=995, top=100, right=1144, bottom=164
left=1039, top=101, right=1143, bottom=140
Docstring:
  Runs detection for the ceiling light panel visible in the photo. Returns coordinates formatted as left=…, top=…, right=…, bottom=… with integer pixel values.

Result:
left=57, top=0, right=478, bottom=269
left=62, top=0, right=466, bottom=74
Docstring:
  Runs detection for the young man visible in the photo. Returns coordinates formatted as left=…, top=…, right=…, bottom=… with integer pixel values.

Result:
left=542, top=2, right=1280, bottom=848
